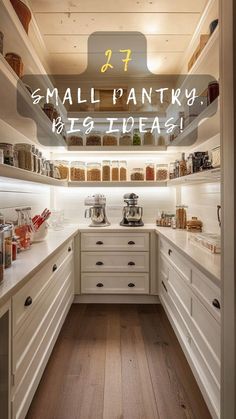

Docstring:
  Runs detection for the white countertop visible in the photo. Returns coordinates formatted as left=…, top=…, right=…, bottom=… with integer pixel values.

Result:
left=0, top=222, right=221, bottom=305
left=0, top=224, right=79, bottom=305
left=155, top=227, right=221, bottom=285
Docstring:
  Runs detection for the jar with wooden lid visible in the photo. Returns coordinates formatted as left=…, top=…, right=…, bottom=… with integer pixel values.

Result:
left=119, top=161, right=127, bottom=181
left=156, top=164, right=168, bottom=181
left=87, top=163, right=101, bottom=181
left=5, top=53, right=23, bottom=77
left=102, top=160, right=111, bottom=181
left=145, top=161, right=155, bottom=181
left=70, top=161, right=86, bottom=181
left=112, top=161, right=119, bottom=181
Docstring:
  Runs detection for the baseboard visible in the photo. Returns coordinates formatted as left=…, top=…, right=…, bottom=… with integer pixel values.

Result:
left=73, top=294, right=160, bottom=304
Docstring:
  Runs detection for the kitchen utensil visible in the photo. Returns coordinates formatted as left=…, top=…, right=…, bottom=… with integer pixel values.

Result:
left=120, top=193, right=144, bottom=227
left=84, top=194, right=110, bottom=227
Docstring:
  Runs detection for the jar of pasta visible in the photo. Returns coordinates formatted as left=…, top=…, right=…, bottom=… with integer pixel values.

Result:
left=102, top=160, right=111, bottom=181
left=70, top=161, right=86, bottom=181
left=119, top=161, right=127, bottom=181
left=112, top=161, right=119, bottom=181
left=87, top=162, right=101, bottom=181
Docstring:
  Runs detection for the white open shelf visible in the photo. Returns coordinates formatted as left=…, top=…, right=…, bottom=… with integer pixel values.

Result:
left=67, top=145, right=167, bottom=153
left=167, top=168, right=220, bottom=186
left=0, top=164, right=67, bottom=186
left=68, top=181, right=167, bottom=188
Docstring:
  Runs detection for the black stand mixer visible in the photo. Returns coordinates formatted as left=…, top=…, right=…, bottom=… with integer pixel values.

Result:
left=120, top=193, right=144, bottom=227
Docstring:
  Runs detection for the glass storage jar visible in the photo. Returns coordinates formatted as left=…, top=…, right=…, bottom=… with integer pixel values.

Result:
left=211, top=146, right=220, bottom=168
left=156, top=164, right=168, bottom=181
left=119, top=134, right=132, bottom=146
left=131, top=168, right=145, bottom=181
left=133, top=129, right=142, bottom=146
left=112, top=161, right=119, bottom=181
left=179, top=153, right=187, bottom=177
left=86, top=131, right=102, bottom=146
left=14, top=143, right=33, bottom=171
left=169, top=162, right=175, bottom=179
left=0, top=143, right=14, bottom=166
left=87, top=162, right=101, bottom=181
left=145, top=161, right=155, bottom=181
left=70, top=161, right=86, bottom=181
left=143, top=130, right=155, bottom=146
left=119, top=161, right=127, bottom=181
left=67, top=135, right=83, bottom=146
left=102, top=160, right=111, bottom=181
left=54, top=160, right=69, bottom=180
left=103, top=134, right=118, bottom=146
left=5, top=53, right=23, bottom=77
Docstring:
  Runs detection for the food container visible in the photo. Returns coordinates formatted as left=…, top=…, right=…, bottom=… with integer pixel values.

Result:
left=176, top=205, right=187, bottom=229
left=157, top=135, right=166, bottom=146
left=133, top=129, right=142, bottom=146
left=156, top=164, right=168, bottom=181
left=86, top=132, right=102, bottom=146
left=87, top=162, right=101, bottom=181
left=169, top=162, right=175, bottom=179
left=0, top=31, right=4, bottom=55
left=119, top=161, right=127, bottom=181
left=119, top=134, right=132, bottom=146
left=43, top=103, right=54, bottom=121
left=143, top=130, right=155, bottom=145
left=145, top=161, right=155, bottom=181
left=179, top=153, right=187, bottom=177
left=103, top=135, right=118, bottom=146
left=54, top=160, right=69, bottom=180
left=102, top=160, right=111, bottom=181
left=14, top=143, right=33, bottom=171
left=0, top=230, right=4, bottom=282
left=3, top=224, right=13, bottom=268
left=32, top=222, right=48, bottom=242
left=10, top=0, right=32, bottom=34
left=5, top=53, right=23, bottom=77
left=189, top=233, right=221, bottom=254
left=208, top=81, right=219, bottom=104
left=186, top=217, right=203, bottom=232
left=70, top=161, right=86, bottom=181
left=112, top=161, right=119, bottom=181
left=212, top=146, right=220, bottom=168
left=131, top=168, right=144, bottom=181
left=0, top=143, right=14, bottom=166
left=32, top=145, right=37, bottom=172
left=186, top=155, right=194, bottom=175
left=0, top=149, right=4, bottom=165
left=67, top=135, right=83, bottom=146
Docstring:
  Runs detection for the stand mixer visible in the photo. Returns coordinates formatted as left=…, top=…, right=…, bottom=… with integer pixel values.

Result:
left=120, top=193, right=144, bottom=227
left=84, top=194, right=110, bottom=227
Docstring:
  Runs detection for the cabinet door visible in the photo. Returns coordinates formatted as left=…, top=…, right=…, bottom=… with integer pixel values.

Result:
left=81, top=273, right=149, bottom=294
left=81, top=233, right=149, bottom=251
left=81, top=252, right=149, bottom=272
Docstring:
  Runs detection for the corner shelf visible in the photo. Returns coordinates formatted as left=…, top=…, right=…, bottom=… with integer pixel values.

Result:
left=0, top=164, right=67, bottom=186
left=167, top=168, right=220, bottom=186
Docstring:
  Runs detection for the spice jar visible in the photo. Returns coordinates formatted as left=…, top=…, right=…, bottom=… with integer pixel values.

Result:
left=208, top=81, right=219, bottom=105
left=70, top=161, right=86, bottom=181
left=5, top=53, right=23, bottom=77
left=103, top=135, right=118, bottom=146
left=119, top=161, right=127, bottom=181
left=112, top=161, right=119, bottom=181
left=87, top=162, right=101, bottom=181
left=156, top=164, right=168, bottom=181
left=176, top=205, right=187, bottom=229
left=14, top=143, right=33, bottom=171
left=131, top=168, right=144, bottom=181
left=143, top=130, right=155, bottom=145
left=179, top=153, right=187, bottom=177
left=67, top=135, right=83, bottom=146
left=0, top=143, right=14, bottom=166
left=54, top=160, right=69, bottom=180
left=119, top=134, right=132, bottom=146
left=86, top=132, right=102, bottom=146
left=145, top=161, right=155, bottom=181
left=0, top=31, right=3, bottom=55
left=102, top=160, right=111, bottom=181
left=133, top=129, right=142, bottom=146
left=169, top=162, right=175, bottom=180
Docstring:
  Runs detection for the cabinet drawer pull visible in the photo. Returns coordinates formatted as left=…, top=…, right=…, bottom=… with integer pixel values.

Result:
left=68, top=246, right=72, bottom=252
left=128, top=241, right=135, bottom=245
left=212, top=299, right=221, bottom=309
left=96, top=283, right=104, bottom=288
left=96, top=241, right=104, bottom=245
left=162, top=281, right=167, bottom=292
left=52, top=264, right=57, bottom=272
left=96, top=261, right=104, bottom=266
left=128, top=261, right=135, bottom=266
left=168, top=249, right=172, bottom=256
left=24, top=296, right=32, bottom=307
left=128, top=283, right=135, bottom=288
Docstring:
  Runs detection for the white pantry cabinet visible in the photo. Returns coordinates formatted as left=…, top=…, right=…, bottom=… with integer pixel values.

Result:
left=0, top=300, right=11, bottom=419
left=11, top=240, right=75, bottom=419
left=158, top=236, right=221, bottom=419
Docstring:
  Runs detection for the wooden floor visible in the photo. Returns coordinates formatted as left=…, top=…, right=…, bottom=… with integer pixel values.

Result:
left=26, top=304, right=212, bottom=419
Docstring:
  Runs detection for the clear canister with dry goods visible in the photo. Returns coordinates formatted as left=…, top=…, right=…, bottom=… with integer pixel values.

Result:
left=70, top=161, right=86, bottom=181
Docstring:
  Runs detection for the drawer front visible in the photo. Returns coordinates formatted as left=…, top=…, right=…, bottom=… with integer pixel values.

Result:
left=12, top=281, right=73, bottom=419
left=159, top=253, right=169, bottom=281
left=12, top=240, right=73, bottom=335
left=168, top=267, right=191, bottom=315
left=81, top=273, right=149, bottom=294
left=160, top=238, right=191, bottom=282
left=191, top=269, right=221, bottom=322
left=81, top=252, right=149, bottom=272
left=12, top=257, right=73, bottom=380
left=81, top=233, right=149, bottom=251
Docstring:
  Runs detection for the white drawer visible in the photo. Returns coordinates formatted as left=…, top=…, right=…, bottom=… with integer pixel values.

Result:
left=191, top=268, right=221, bottom=322
left=81, top=233, right=149, bottom=251
left=81, top=273, right=149, bottom=294
left=160, top=238, right=191, bottom=282
left=168, top=266, right=191, bottom=315
left=12, top=240, right=73, bottom=335
left=81, top=252, right=149, bottom=272
left=12, top=281, right=73, bottom=419
left=12, top=256, right=73, bottom=381
left=159, top=253, right=169, bottom=281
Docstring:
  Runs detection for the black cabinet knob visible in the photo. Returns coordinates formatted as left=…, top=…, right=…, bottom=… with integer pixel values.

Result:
left=68, top=246, right=72, bottom=252
left=96, top=283, right=104, bottom=287
left=212, top=299, right=221, bottom=309
left=162, top=281, right=167, bottom=292
left=128, top=241, right=135, bottom=245
left=128, top=261, right=135, bottom=266
left=128, top=283, right=135, bottom=287
left=96, top=241, right=104, bottom=245
left=52, top=264, right=57, bottom=272
left=168, top=249, right=172, bottom=256
left=24, top=296, right=32, bottom=307
left=96, top=261, right=104, bottom=266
